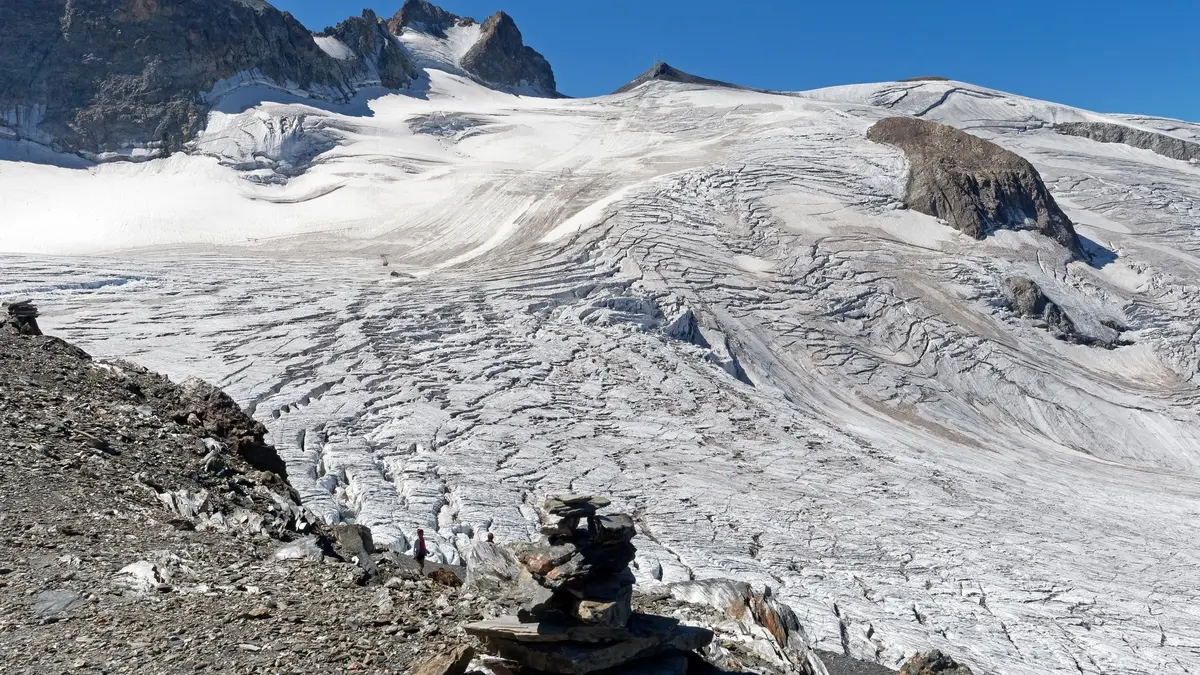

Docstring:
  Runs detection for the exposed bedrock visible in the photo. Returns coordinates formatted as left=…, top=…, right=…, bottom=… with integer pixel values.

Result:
left=387, top=0, right=474, bottom=36
left=460, top=11, right=558, bottom=95
left=1054, top=121, right=1200, bottom=163
left=0, top=1, right=414, bottom=158
left=866, top=117, right=1083, bottom=256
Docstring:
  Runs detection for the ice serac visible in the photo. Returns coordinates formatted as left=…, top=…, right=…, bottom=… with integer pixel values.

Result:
left=387, top=0, right=472, bottom=36
left=0, top=0, right=414, bottom=158
left=613, top=62, right=745, bottom=94
left=1054, top=121, right=1200, bottom=163
left=866, top=117, right=1083, bottom=256
left=460, top=11, right=557, bottom=95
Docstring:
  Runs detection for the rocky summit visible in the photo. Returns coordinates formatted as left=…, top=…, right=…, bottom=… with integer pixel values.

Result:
left=460, top=12, right=557, bottom=95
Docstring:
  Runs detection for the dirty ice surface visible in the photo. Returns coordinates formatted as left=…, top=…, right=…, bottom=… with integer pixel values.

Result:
left=3, top=71, right=1200, bottom=675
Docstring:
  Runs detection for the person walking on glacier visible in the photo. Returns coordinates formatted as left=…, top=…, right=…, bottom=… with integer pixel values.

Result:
left=413, top=528, right=428, bottom=574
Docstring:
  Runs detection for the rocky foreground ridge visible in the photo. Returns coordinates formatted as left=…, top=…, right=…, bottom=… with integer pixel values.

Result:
left=0, top=306, right=978, bottom=674
left=0, top=0, right=555, bottom=159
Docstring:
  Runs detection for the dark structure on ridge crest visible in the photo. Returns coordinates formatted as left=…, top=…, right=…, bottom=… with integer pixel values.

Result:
left=613, top=61, right=748, bottom=94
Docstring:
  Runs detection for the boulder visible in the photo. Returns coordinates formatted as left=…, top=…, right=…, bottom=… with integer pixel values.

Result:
left=429, top=567, right=463, bottom=587
left=1005, top=277, right=1077, bottom=337
left=411, top=645, right=476, bottom=675
left=900, top=650, right=975, bottom=675
left=866, top=117, right=1082, bottom=256
left=465, top=541, right=521, bottom=595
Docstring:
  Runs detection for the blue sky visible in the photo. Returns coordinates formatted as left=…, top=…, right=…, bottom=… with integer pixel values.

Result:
left=275, top=1, right=1198, bottom=121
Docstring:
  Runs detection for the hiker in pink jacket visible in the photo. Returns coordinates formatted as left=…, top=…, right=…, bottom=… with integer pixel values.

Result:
left=414, top=528, right=428, bottom=574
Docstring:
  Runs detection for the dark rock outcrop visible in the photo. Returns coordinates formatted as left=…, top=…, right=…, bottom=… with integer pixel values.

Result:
left=866, top=117, right=1082, bottom=256
left=1004, top=276, right=1124, bottom=348
left=0, top=1, right=415, bottom=158
left=614, top=62, right=745, bottom=94
left=1054, top=121, right=1200, bottom=163
left=900, top=650, right=975, bottom=675
left=315, top=9, right=417, bottom=90
left=387, top=0, right=472, bottom=37
left=1005, top=277, right=1078, bottom=338
left=461, top=12, right=557, bottom=95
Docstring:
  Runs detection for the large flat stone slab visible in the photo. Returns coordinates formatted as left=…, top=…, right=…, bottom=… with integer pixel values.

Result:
left=465, top=615, right=634, bottom=644
left=482, top=614, right=712, bottom=674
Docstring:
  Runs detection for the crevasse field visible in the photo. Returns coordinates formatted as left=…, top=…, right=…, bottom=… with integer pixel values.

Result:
left=3, top=27, right=1200, bottom=675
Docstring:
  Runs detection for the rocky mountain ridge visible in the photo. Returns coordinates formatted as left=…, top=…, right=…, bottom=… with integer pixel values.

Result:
left=0, top=0, right=556, bottom=160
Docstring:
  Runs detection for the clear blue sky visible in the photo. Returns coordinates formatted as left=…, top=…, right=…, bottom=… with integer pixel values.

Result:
left=275, top=0, right=1198, bottom=121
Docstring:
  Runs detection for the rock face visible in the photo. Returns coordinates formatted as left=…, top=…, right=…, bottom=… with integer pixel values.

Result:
left=900, top=650, right=975, bottom=675
left=461, top=12, right=557, bottom=95
left=1055, top=121, right=1200, bottom=163
left=387, top=0, right=472, bottom=36
left=614, top=62, right=744, bottom=94
left=0, top=1, right=415, bottom=158
left=314, top=9, right=416, bottom=90
left=866, top=117, right=1082, bottom=256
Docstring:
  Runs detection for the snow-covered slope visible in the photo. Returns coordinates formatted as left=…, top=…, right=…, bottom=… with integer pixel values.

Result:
left=3, top=75, right=1199, bottom=675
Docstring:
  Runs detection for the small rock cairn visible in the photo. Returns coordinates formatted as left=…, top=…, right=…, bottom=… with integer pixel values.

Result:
left=5, top=300, right=42, bottom=336
left=466, top=495, right=712, bottom=674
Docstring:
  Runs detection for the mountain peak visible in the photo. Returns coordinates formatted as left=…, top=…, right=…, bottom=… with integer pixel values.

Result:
left=388, top=0, right=471, bottom=37
left=459, top=9, right=557, bottom=95
left=613, top=61, right=743, bottom=94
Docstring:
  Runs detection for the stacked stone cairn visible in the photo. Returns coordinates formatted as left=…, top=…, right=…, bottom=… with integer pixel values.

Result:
left=466, top=495, right=712, bottom=674
left=5, top=300, right=42, bottom=335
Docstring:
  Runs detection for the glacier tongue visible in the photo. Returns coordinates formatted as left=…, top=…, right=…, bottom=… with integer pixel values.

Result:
left=3, top=76, right=1200, bottom=675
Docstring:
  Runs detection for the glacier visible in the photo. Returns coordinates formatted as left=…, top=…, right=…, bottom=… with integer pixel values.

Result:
left=2, top=66, right=1199, bottom=675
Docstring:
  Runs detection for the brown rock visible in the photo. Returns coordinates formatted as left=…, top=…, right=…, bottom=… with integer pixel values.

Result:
left=410, top=644, right=476, bottom=675
left=900, top=650, right=975, bottom=675
left=429, top=567, right=463, bottom=587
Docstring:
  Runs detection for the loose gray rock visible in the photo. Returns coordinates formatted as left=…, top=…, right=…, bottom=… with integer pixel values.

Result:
left=31, top=589, right=86, bottom=618
left=866, top=117, right=1082, bottom=256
